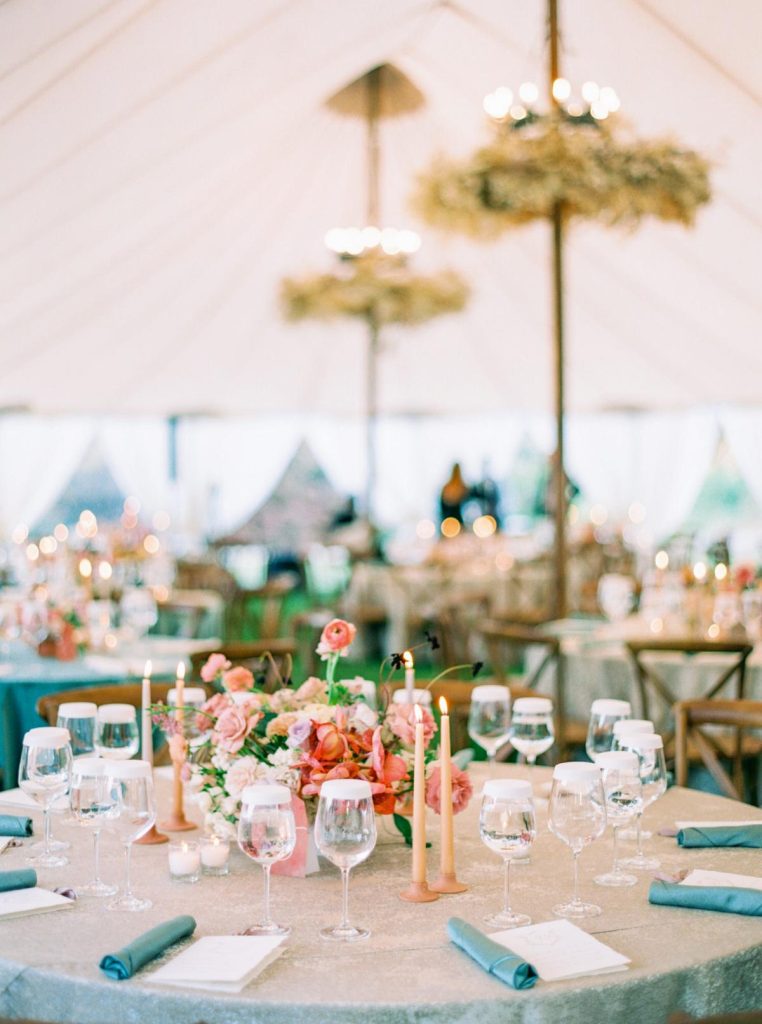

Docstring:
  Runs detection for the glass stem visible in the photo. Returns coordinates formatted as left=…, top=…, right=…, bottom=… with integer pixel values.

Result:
left=636, top=812, right=644, bottom=858
left=612, top=825, right=620, bottom=874
left=572, top=850, right=580, bottom=906
left=262, top=864, right=272, bottom=927
left=124, top=842, right=133, bottom=898
left=43, top=806, right=51, bottom=855
left=502, top=857, right=512, bottom=916
left=528, top=755, right=536, bottom=787
left=340, top=867, right=351, bottom=929
left=93, top=830, right=101, bottom=883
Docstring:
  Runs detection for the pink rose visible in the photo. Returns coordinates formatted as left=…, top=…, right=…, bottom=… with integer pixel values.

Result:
left=222, top=666, right=255, bottom=693
left=316, top=619, right=356, bottom=657
left=294, top=676, right=326, bottom=702
left=425, top=763, right=473, bottom=815
left=213, top=706, right=260, bottom=753
left=195, top=692, right=231, bottom=731
left=200, top=653, right=231, bottom=683
left=385, top=703, right=436, bottom=748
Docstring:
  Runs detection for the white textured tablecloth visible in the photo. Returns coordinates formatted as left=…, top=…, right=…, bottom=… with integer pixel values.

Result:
left=0, top=765, right=760, bottom=1024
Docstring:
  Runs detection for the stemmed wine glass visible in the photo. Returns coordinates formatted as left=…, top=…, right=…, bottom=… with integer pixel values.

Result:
left=70, top=757, right=119, bottom=897
left=620, top=733, right=667, bottom=871
left=586, top=699, right=631, bottom=761
left=56, top=702, right=97, bottom=756
left=548, top=762, right=607, bottom=918
left=314, top=779, right=377, bottom=942
left=95, top=705, right=140, bottom=759
left=479, top=779, right=536, bottom=928
left=18, top=727, right=73, bottom=868
left=593, top=751, right=642, bottom=887
left=509, top=698, right=554, bottom=784
left=611, top=719, right=654, bottom=751
left=104, top=760, right=156, bottom=911
left=237, top=784, right=296, bottom=936
left=468, top=686, right=512, bottom=767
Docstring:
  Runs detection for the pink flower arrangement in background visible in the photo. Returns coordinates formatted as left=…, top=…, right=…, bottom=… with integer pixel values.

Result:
left=222, top=666, right=255, bottom=692
left=385, top=702, right=436, bottom=748
left=200, top=653, right=231, bottom=682
left=317, top=618, right=357, bottom=658
left=213, top=705, right=260, bottom=754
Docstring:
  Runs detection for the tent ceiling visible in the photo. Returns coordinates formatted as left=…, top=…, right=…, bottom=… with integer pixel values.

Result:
left=0, top=0, right=760, bottom=416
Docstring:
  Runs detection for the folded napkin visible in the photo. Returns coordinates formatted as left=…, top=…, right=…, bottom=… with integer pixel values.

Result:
left=0, top=868, right=37, bottom=892
left=648, top=880, right=762, bottom=917
left=0, top=815, right=33, bottom=838
left=677, top=824, right=762, bottom=849
left=447, top=918, right=538, bottom=990
left=99, top=916, right=197, bottom=980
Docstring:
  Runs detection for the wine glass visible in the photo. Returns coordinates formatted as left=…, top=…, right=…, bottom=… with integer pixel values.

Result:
left=237, top=784, right=296, bottom=936
left=95, top=705, right=139, bottom=759
left=104, top=760, right=156, bottom=911
left=18, top=728, right=73, bottom=868
left=479, top=779, right=536, bottom=928
left=70, top=757, right=119, bottom=897
left=548, top=762, right=607, bottom=918
left=314, top=779, right=377, bottom=941
left=468, top=685, right=511, bottom=766
left=619, top=733, right=667, bottom=871
left=509, top=697, right=554, bottom=783
left=586, top=699, right=631, bottom=761
left=593, top=751, right=643, bottom=888
left=57, top=702, right=97, bottom=756
left=392, top=689, right=432, bottom=708
left=611, top=718, right=654, bottom=751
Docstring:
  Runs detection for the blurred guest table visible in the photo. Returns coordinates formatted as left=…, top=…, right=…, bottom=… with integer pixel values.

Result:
left=0, top=765, right=760, bottom=1023
left=0, top=636, right=219, bottom=790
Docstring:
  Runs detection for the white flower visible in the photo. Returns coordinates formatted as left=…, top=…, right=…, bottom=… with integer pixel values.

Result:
left=211, top=749, right=234, bottom=771
left=224, top=756, right=267, bottom=799
left=349, top=702, right=378, bottom=731
left=270, top=747, right=299, bottom=768
left=221, top=795, right=239, bottom=817
left=205, top=812, right=236, bottom=841
left=304, top=702, right=334, bottom=724
left=195, top=791, right=212, bottom=813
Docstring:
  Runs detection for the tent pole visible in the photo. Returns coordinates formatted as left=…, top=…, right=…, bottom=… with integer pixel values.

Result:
left=364, top=66, right=382, bottom=521
left=548, top=0, right=567, bottom=619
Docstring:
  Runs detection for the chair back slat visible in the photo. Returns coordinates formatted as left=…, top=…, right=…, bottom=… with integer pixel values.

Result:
left=674, top=698, right=762, bottom=802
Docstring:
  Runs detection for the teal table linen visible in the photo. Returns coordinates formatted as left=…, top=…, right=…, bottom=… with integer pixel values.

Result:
left=0, top=814, right=33, bottom=837
left=0, top=868, right=36, bottom=892
left=649, top=880, right=762, bottom=916
left=677, top=824, right=762, bottom=848
left=99, top=916, right=196, bottom=980
left=447, top=917, right=538, bottom=990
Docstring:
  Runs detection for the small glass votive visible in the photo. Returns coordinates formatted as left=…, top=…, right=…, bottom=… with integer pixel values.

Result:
left=168, top=840, right=201, bottom=883
left=200, top=834, right=230, bottom=876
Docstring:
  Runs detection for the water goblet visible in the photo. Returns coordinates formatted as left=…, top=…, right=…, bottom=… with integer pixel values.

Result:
left=585, top=699, right=631, bottom=761
left=237, top=784, right=296, bottom=936
left=70, top=757, right=119, bottom=897
left=95, top=704, right=140, bottom=759
left=314, top=779, right=377, bottom=941
left=619, top=734, right=667, bottom=871
left=56, top=702, right=97, bottom=757
left=468, top=685, right=511, bottom=767
left=611, top=719, right=654, bottom=751
left=593, top=751, right=642, bottom=887
left=105, top=760, right=156, bottom=911
left=18, top=727, right=73, bottom=868
left=548, top=762, right=607, bottom=918
left=509, top=697, right=554, bottom=784
left=479, top=779, right=536, bottom=928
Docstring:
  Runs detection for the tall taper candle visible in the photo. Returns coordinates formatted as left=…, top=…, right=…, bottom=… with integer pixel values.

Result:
left=141, top=660, right=153, bottom=766
left=400, top=704, right=438, bottom=902
left=161, top=661, right=194, bottom=832
left=430, top=696, right=467, bottom=893
left=403, top=650, right=415, bottom=702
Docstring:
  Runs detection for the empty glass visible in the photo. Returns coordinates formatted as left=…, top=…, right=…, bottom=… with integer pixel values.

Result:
left=611, top=719, right=654, bottom=751
left=70, top=757, right=119, bottom=897
left=509, top=697, right=554, bottom=780
left=479, top=779, right=536, bottom=928
left=18, top=728, right=73, bottom=868
left=593, top=751, right=642, bottom=887
left=314, top=779, right=376, bottom=941
left=548, top=762, right=607, bottom=918
left=619, top=734, right=667, bottom=871
left=237, top=784, right=296, bottom=936
left=468, top=685, right=512, bottom=766
left=105, top=760, right=156, bottom=911
left=586, top=699, right=631, bottom=761
left=95, top=705, right=139, bottom=759
left=57, top=702, right=97, bottom=756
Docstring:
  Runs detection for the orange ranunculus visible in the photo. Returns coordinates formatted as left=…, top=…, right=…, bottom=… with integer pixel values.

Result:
left=222, top=666, right=255, bottom=692
left=316, top=618, right=357, bottom=657
left=312, top=721, right=349, bottom=763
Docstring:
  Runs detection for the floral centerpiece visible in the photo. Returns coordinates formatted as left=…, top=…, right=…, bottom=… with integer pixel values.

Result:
left=167, top=619, right=473, bottom=843
left=37, top=602, right=86, bottom=661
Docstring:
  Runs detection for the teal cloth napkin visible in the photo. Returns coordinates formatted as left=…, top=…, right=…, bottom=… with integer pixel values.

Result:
left=0, top=815, right=33, bottom=837
left=0, top=868, right=37, bottom=892
left=447, top=917, right=538, bottom=990
left=677, top=824, right=762, bottom=848
left=649, top=880, right=762, bottom=916
left=99, top=916, right=196, bottom=980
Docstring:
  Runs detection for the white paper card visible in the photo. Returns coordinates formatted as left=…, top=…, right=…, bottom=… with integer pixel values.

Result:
left=681, top=869, right=762, bottom=892
left=0, top=838, right=12, bottom=854
left=146, top=935, right=285, bottom=993
left=0, top=887, right=73, bottom=919
left=490, top=919, right=630, bottom=982
left=676, top=820, right=762, bottom=829
left=0, top=789, right=39, bottom=811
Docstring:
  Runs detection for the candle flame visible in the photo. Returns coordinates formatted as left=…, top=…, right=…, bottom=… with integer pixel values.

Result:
left=176, top=661, right=186, bottom=680
left=414, top=703, right=423, bottom=723
left=144, top=660, right=152, bottom=679
left=402, top=650, right=414, bottom=669
left=439, top=696, right=448, bottom=715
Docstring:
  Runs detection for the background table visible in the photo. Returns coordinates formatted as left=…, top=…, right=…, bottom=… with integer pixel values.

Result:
left=0, top=765, right=760, bottom=1024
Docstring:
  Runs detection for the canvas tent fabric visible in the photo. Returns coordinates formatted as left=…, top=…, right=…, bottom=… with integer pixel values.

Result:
left=0, top=0, right=760, bottom=419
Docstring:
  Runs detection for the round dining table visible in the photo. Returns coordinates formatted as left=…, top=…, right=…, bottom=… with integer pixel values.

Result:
left=0, top=764, right=760, bottom=1024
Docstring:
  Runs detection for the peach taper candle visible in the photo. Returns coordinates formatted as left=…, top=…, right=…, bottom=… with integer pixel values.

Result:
left=400, top=703, right=439, bottom=903
left=430, top=697, right=467, bottom=893
left=160, top=661, right=195, bottom=832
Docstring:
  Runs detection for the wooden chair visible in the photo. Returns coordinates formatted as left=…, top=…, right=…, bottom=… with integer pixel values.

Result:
left=674, top=698, right=762, bottom=803
left=189, top=639, right=297, bottom=690
left=626, top=639, right=753, bottom=752
left=226, top=576, right=297, bottom=641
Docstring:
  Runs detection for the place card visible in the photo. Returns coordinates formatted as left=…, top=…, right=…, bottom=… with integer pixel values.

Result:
left=146, top=935, right=285, bottom=993
left=0, top=838, right=11, bottom=854
left=681, top=869, right=762, bottom=892
left=0, top=887, right=73, bottom=920
left=0, top=789, right=39, bottom=812
left=490, top=920, right=630, bottom=982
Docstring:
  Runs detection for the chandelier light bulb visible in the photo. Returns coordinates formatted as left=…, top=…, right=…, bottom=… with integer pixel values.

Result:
left=552, top=77, right=571, bottom=102
left=361, top=226, right=381, bottom=248
left=581, top=81, right=599, bottom=103
left=483, top=90, right=511, bottom=120
left=380, top=227, right=401, bottom=254
left=398, top=229, right=421, bottom=254
left=324, top=228, right=346, bottom=252
left=518, top=81, right=538, bottom=105
left=599, top=86, right=620, bottom=112
left=344, top=227, right=364, bottom=255
left=509, top=103, right=528, bottom=120
left=590, top=100, right=609, bottom=120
